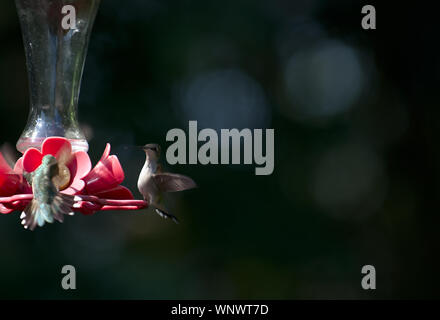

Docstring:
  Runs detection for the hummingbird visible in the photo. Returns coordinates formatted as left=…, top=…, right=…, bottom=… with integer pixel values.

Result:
left=21, top=154, right=74, bottom=230
left=137, top=144, right=197, bottom=223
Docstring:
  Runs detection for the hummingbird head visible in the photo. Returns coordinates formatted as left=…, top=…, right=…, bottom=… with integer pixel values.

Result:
left=41, top=154, right=59, bottom=176
left=42, top=154, right=57, bottom=166
left=142, top=144, right=161, bottom=160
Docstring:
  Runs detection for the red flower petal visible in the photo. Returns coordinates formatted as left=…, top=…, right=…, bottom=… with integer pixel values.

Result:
left=84, top=154, right=125, bottom=195
left=22, top=148, right=43, bottom=172
left=94, top=185, right=134, bottom=200
left=0, top=204, right=14, bottom=214
left=11, top=157, right=32, bottom=194
left=0, top=198, right=29, bottom=214
left=100, top=143, right=111, bottom=162
left=0, top=153, right=20, bottom=196
left=63, top=179, right=85, bottom=195
left=84, top=162, right=116, bottom=194
left=18, top=183, right=32, bottom=195
left=42, top=137, right=72, bottom=159
left=13, top=157, right=24, bottom=174
left=104, top=155, right=124, bottom=184
left=0, top=173, right=21, bottom=196
left=72, top=151, right=92, bottom=179
left=76, top=201, right=102, bottom=215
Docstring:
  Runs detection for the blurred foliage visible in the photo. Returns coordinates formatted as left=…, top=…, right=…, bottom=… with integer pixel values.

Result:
left=0, top=0, right=439, bottom=299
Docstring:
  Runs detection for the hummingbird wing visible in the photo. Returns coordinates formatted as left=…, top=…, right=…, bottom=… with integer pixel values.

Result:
left=21, top=200, right=39, bottom=230
left=153, top=173, right=197, bottom=193
left=50, top=193, right=75, bottom=223
left=21, top=193, right=75, bottom=230
left=57, top=144, right=74, bottom=167
left=23, top=171, right=33, bottom=186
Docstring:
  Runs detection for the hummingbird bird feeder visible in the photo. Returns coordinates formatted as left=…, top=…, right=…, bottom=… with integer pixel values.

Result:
left=0, top=0, right=148, bottom=226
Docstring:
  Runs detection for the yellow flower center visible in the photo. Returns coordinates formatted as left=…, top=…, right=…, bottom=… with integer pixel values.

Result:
left=52, top=163, right=71, bottom=190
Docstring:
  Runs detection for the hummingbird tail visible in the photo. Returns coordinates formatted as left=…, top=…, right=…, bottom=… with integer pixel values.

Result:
left=21, top=200, right=38, bottom=231
left=154, top=207, right=180, bottom=224
left=21, top=194, right=75, bottom=231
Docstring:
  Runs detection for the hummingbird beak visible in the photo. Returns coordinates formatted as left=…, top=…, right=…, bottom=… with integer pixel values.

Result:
left=128, top=145, right=146, bottom=150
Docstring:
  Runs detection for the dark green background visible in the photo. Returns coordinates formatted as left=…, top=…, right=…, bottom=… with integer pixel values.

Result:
left=1, top=0, right=439, bottom=299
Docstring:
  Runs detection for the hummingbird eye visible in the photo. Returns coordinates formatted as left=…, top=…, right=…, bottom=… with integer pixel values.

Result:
left=143, top=144, right=160, bottom=153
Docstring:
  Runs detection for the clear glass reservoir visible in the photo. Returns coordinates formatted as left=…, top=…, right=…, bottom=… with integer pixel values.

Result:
left=15, top=0, right=101, bottom=153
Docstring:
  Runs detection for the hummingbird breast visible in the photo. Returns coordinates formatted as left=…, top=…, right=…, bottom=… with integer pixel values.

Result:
left=137, top=161, right=158, bottom=203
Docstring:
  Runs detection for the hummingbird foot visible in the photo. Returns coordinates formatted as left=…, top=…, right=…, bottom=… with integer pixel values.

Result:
left=154, top=208, right=179, bottom=224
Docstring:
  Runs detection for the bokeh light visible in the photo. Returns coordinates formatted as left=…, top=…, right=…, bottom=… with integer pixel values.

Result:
left=284, top=39, right=365, bottom=120
left=176, top=69, right=270, bottom=130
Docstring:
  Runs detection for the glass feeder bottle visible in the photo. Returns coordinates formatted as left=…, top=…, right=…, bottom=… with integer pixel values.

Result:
left=15, top=0, right=101, bottom=153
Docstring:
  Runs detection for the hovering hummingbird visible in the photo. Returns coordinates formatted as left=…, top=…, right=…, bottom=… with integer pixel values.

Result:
left=21, top=154, right=74, bottom=230
left=137, top=144, right=197, bottom=223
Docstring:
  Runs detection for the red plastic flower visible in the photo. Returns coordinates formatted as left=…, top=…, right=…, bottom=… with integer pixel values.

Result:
left=83, top=143, right=134, bottom=200
left=0, top=154, right=21, bottom=197
left=0, top=153, right=31, bottom=213
left=22, top=137, right=91, bottom=195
